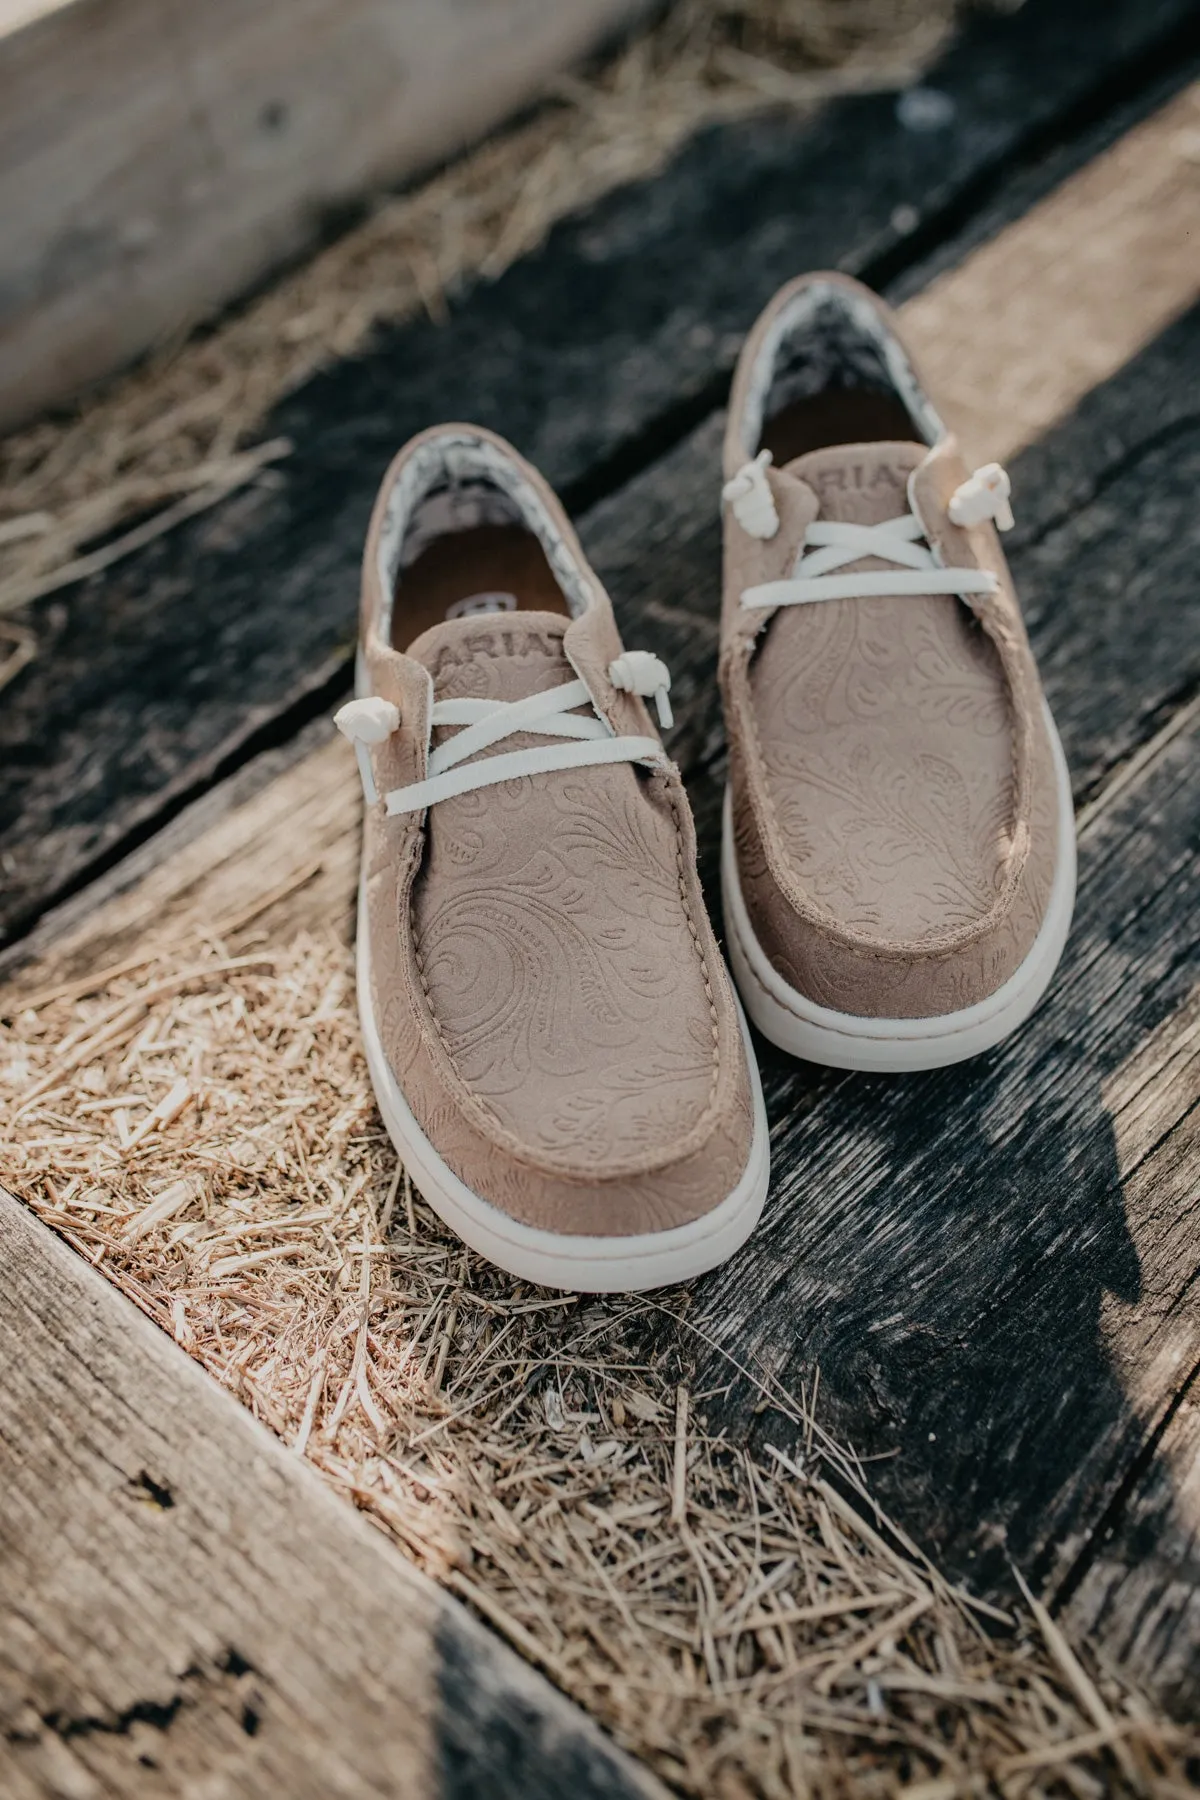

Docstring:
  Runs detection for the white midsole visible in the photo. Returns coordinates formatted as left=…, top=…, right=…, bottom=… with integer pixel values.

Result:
left=356, top=888, right=771, bottom=1292
left=722, top=709, right=1077, bottom=1072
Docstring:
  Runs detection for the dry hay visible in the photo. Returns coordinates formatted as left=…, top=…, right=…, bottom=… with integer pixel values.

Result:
left=3, top=920, right=1196, bottom=1799
left=0, top=0, right=967, bottom=631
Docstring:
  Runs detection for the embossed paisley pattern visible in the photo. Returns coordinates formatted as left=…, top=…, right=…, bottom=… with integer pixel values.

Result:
left=412, top=620, right=719, bottom=1159
left=752, top=590, right=1013, bottom=939
left=752, top=445, right=1017, bottom=941
left=729, top=734, right=1058, bottom=1020
left=357, top=429, right=755, bottom=1239
left=723, top=440, right=1060, bottom=1020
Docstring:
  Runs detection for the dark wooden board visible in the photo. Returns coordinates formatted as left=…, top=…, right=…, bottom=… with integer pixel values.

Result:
left=570, top=310, right=1200, bottom=1706
left=0, top=1184, right=666, bottom=1800
left=1057, top=988, right=1200, bottom=1722
left=3, top=0, right=1199, bottom=1738
left=3, top=0, right=1198, bottom=947
left=687, top=714, right=1197, bottom=1619
left=1063, top=1349, right=1200, bottom=1723
left=8, top=302, right=1197, bottom=1723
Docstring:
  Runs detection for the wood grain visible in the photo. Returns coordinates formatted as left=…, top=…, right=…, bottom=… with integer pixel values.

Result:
left=3, top=0, right=1196, bottom=946
left=639, top=326, right=1200, bottom=1685
left=1062, top=1371, right=1200, bottom=1723
left=16, top=336, right=1200, bottom=1747
left=0, top=1184, right=665, bottom=1800
left=1054, top=991, right=1200, bottom=1720
left=684, top=704, right=1199, bottom=1703
left=0, top=0, right=646, bottom=429
left=902, top=80, right=1200, bottom=464
left=5, top=321, right=1199, bottom=1726
left=1, top=728, right=356, bottom=999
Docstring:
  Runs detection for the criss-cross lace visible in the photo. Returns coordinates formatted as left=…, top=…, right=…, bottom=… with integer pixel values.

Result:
left=337, top=661, right=671, bottom=817
left=740, top=513, right=1001, bottom=611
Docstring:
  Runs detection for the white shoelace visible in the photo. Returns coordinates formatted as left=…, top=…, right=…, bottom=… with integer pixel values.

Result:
left=337, top=654, right=671, bottom=816
left=740, top=513, right=1000, bottom=611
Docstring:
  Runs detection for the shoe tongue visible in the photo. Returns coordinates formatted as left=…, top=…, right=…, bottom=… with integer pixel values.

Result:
left=406, top=610, right=573, bottom=705
left=781, top=440, right=926, bottom=526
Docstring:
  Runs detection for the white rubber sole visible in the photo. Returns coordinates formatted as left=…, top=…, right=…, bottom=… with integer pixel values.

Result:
left=722, top=711, right=1077, bottom=1073
left=356, top=890, right=771, bottom=1292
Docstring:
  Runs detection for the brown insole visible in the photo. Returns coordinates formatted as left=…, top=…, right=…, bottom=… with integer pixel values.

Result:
left=761, top=388, right=919, bottom=465
left=392, top=525, right=570, bottom=649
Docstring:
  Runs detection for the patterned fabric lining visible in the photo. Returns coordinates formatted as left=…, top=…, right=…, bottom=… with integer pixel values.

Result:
left=376, top=432, right=595, bottom=638
left=742, top=281, right=945, bottom=456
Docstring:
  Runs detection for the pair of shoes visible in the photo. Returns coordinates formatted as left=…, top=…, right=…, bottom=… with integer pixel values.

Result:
left=336, top=272, right=1076, bottom=1293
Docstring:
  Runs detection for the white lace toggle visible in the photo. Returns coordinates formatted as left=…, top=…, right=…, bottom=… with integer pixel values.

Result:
left=741, top=512, right=1000, bottom=610
left=608, top=650, right=673, bottom=729
left=948, top=462, right=1014, bottom=532
left=722, top=450, right=779, bottom=540
left=335, top=696, right=400, bottom=805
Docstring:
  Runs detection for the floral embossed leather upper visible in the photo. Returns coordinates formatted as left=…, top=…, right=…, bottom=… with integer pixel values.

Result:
left=353, top=425, right=757, bottom=1242
left=719, top=274, right=1063, bottom=1022
left=408, top=614, right=728, bottom=1172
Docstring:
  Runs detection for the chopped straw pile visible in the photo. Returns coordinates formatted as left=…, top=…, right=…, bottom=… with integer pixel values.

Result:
left=0, top=0, right=964, bottom=634
left=3, top=925, right=1195, bottom=1798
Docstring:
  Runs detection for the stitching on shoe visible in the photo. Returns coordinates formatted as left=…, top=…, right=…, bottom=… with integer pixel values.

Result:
left=411, top=927, right=512, bottom=1144
left=730, top=883, right=1037, bottom=1043
left=665, top=783, right=722, bottom=1117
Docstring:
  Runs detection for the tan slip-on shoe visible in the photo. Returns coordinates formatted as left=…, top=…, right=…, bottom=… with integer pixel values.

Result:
left=718, top=273, right=1075, bottom=1072
left=336, top=424, right=768, bottom=1292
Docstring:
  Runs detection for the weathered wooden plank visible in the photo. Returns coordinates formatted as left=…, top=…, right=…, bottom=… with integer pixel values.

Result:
left=4, top=645, right=1197, bottom=1723
left=2, top=21, right=1198, bottom=1726
left=0, top=0, right=647, bottom=430
left=3, top=546, right=1196, bottom=1727
left=0, top=725, right=356, bottom=997
left=1054, top=987, right=1200, bottom=1721
left=0, top=1183, right=665, bottom=1800
left=898, top=80, right=1200, bottom=466
left=10, top=309, right=1200, bottom=1727
left=3, top=0, right=1197, bottom=946
left=683, top=711, right=1200, bottom=1708
left=1062, top=1372, right=1200, bottom=1723
left=6, top=290, right=1195, bottom=985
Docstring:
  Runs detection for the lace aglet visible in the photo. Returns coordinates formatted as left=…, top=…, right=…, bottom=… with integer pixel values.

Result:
left=354, top=742, right=379, bottom=806
left=949, top=462, right=1014, bottom=532
left=608, top=650, right=673, bottom=730
left=722, top=450, right=779, bottom=540
left=334, top=695, right=400, bottom=808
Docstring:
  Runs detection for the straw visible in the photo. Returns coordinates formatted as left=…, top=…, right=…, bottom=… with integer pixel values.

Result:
left=3, top=918, right=1193, bottom=1797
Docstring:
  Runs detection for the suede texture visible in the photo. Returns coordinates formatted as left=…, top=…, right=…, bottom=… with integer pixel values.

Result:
left=719, top=276, right=1063, bottom=1020
left=358, top=427, right=754, bottom=1236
